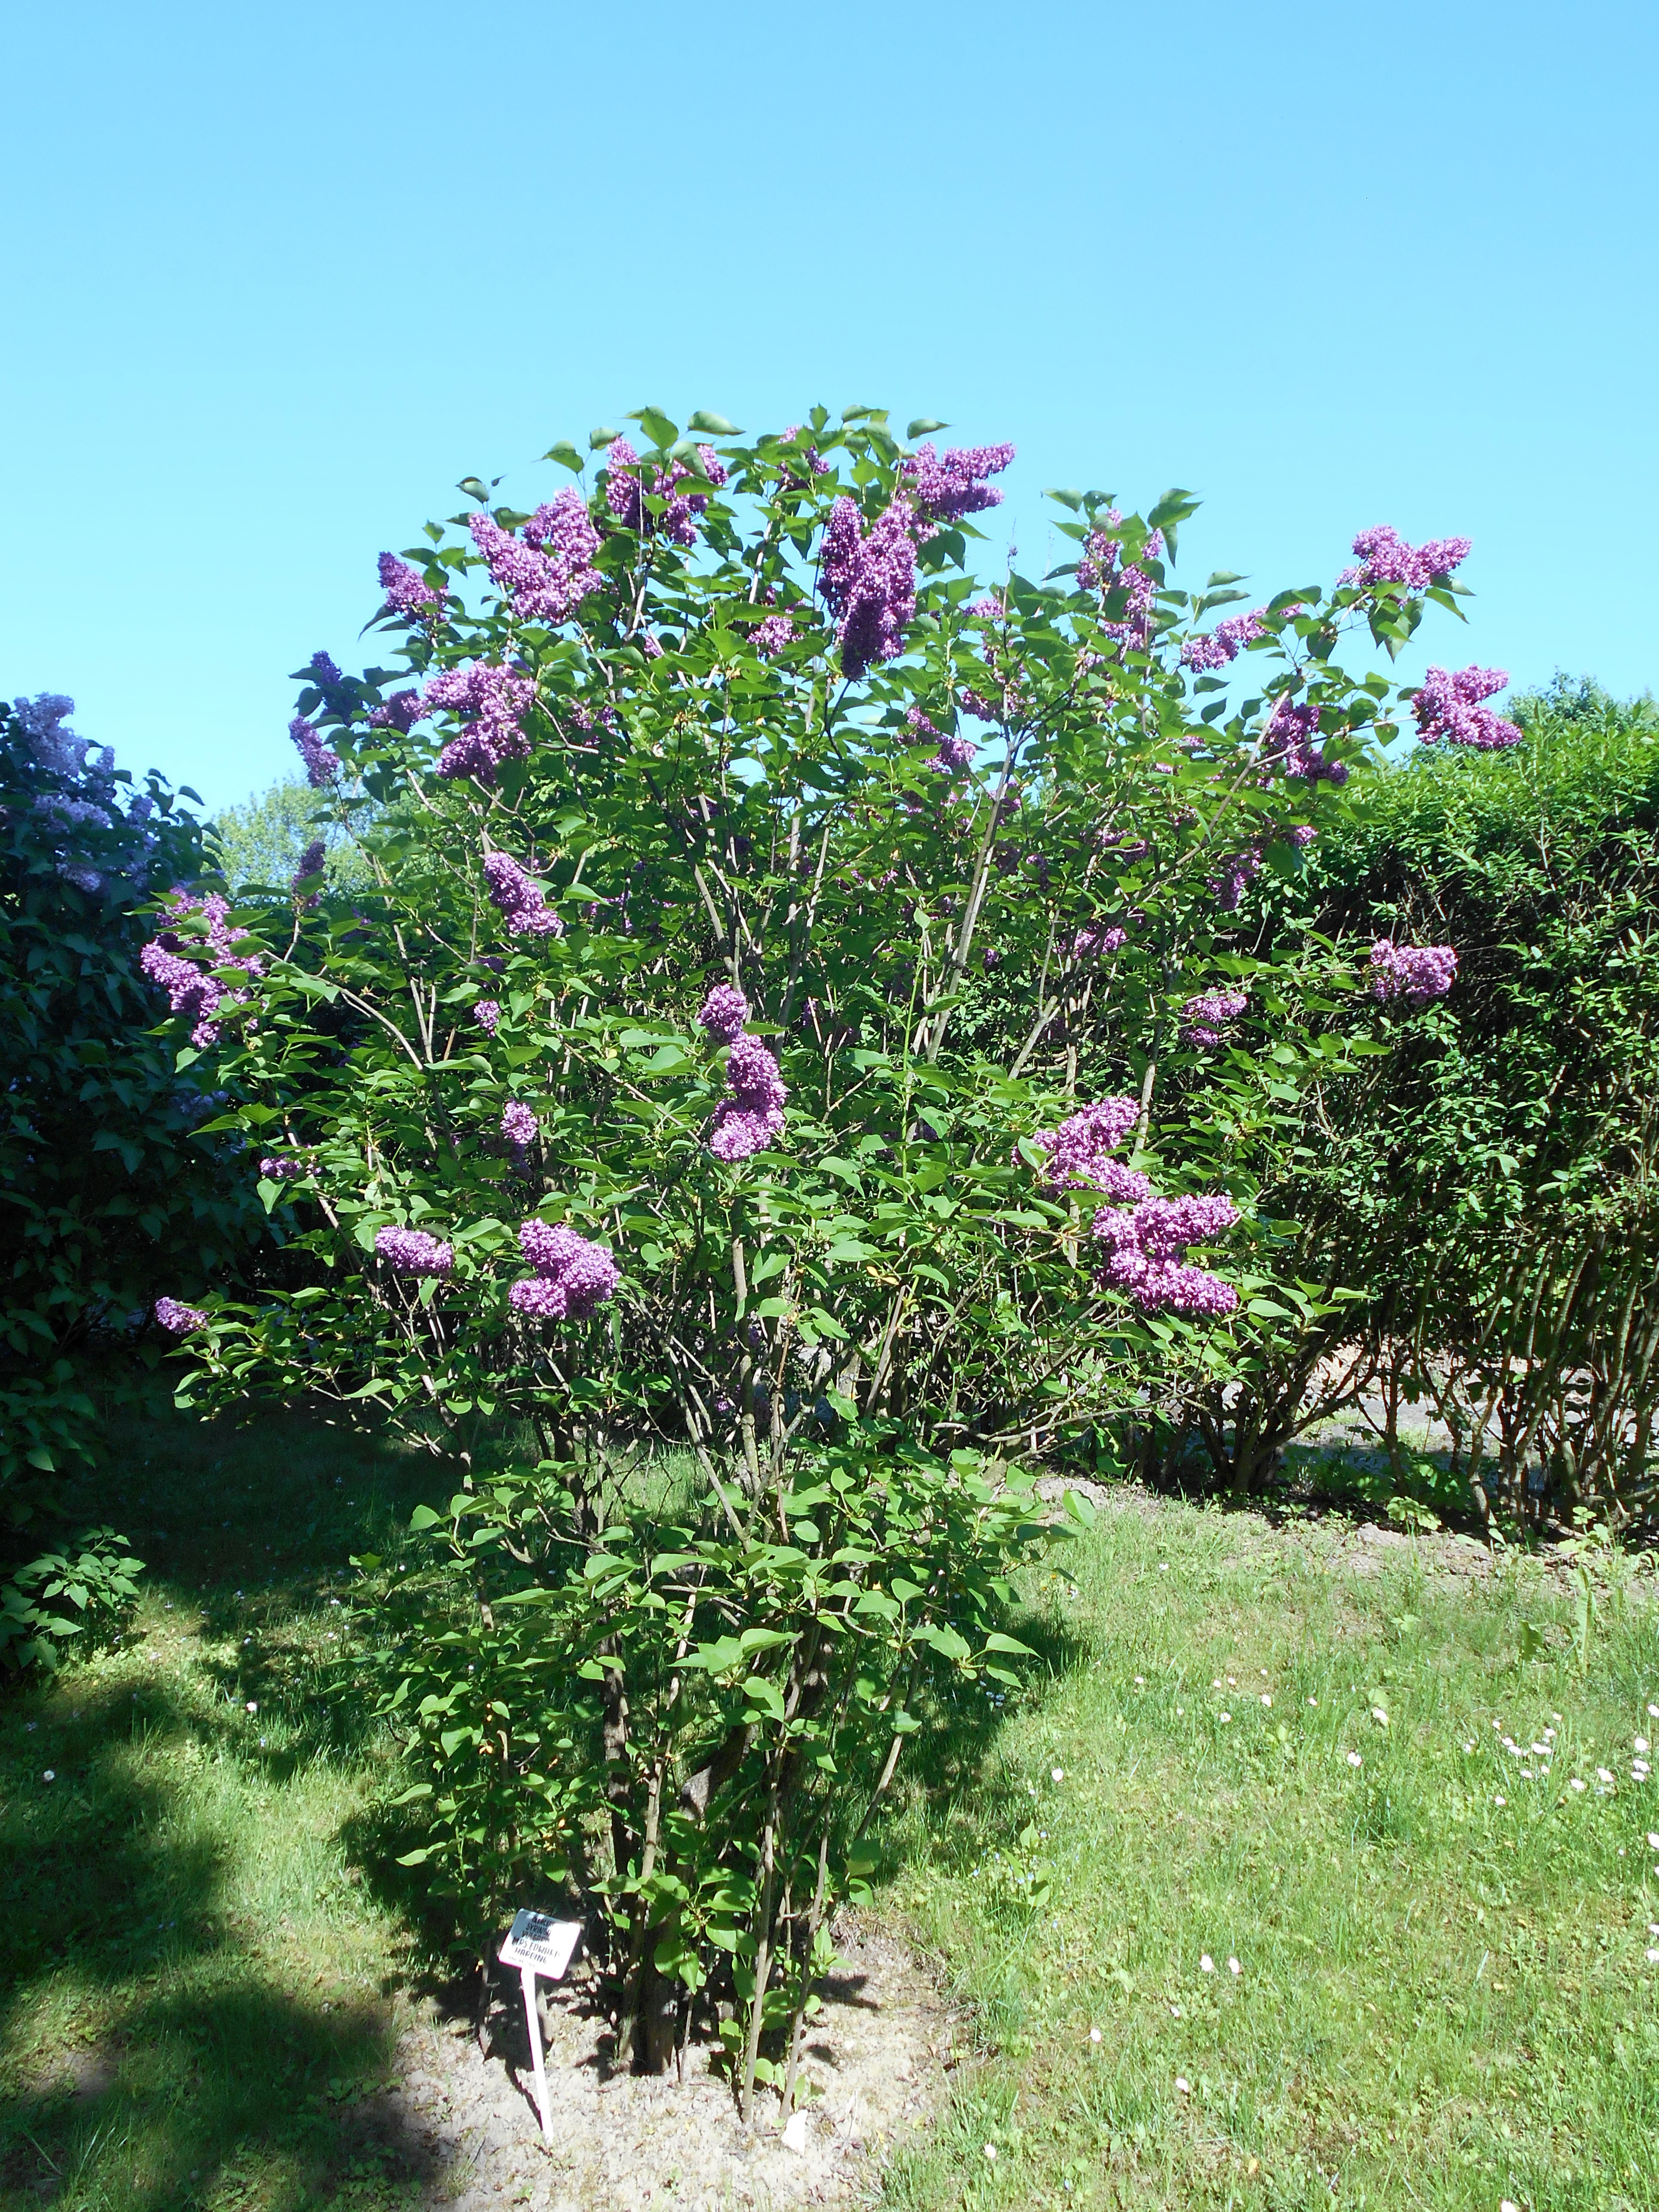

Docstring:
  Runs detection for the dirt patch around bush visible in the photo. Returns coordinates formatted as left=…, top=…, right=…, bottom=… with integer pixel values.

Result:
left=368, top=1915, right=959, bottom=2210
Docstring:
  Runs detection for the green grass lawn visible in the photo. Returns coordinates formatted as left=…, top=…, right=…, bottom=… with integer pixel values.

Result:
left=882, top=1501, right=1659, bottom=2211
left=4, top=1414, right=1658, bottom=2210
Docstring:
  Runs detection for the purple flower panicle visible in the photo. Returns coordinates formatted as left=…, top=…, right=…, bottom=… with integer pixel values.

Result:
left=474, top=998, right=501, bottom=1036
left=1342, top=526, right=1471, bottom=593
left=1077, top=511, right=1164, bottom=650
left=818, top=496, right=917, bottom=678
left=1031, top=1097, right=1143, bottom=1197
left=424, top=662, right=537, bottom=781
left=289, top=717, right=340, bottom=787
left=709, top=1029, right=787, bottom=1162
left=1412, top=665, right=1521, bottom=750
left=754, top=613, right=794, bottom=657
left=1181, top=608, right=1271, bottom=672
left=698, top=984, right=750, bottom=1041
left=258, top=1152, right=313, bottom=1180
left=1072, top=922, right=1128, bottom=960
left=154, top=1297, right=207, bottom=1335
left=1370, top=940, right=1457, bottom=1006
left=374, top=1225, right=455, bottom=1277
left=1181, top=988, right=1248, bottom=1048
left=901, top=441, right=1015, bottom=524
left=482, top=848, right=563, bottom=938
left=368, top=690, right=424, bottom=732
left=378, top=553, right=446, bottom=618
left=605, top=437, right=728, bottom=545
left=468, top=495, right=602, bottom=627
left=501, top=1100, right=538, bottom=1163
left=139, top=890, right=263, bottom=1046
left=1092, top=1192, right=1239, bottom=1317
left=509, top=1219, right=620, bottom=1320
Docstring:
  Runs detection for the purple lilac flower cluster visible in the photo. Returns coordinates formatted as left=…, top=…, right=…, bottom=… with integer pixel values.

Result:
left=468, top=493, right=603, bottom=627
left=1182, top=988, right=1248, bottom=1048
left=1412, top=666, right=1521, bottom=750
left=1370, top=940, right=1457, bottom=1006
left=819, top=495, right=918, bottom=678
left=605, top=438, right=728, bottom=545
left=1076, top=512, right=1164, bottom=649
left=1031, top=1096, right=1150, bottom=1202
left=753, top=613, right=795, bottom=658
left=474, top=998, right=502, bottom=1036
left=1072, top=922, right=1128, bottom=959
left=1181, top=607, right=1272, bottom=672
left=1261, top=699, right=1348, bottom=786
left=12, top=694, right=161, bottom=895
left=500, top=1100, right=538, bottom=1162
left=258, top=1152, right=314, bottom=1179
left=1093, top=1193, right=1240, bottom=1318
left=369, top=690, right=424, bottom=732
left=778, top=426, right=830, bottom=483
left=378, top=553, right=446, bottom=619
left=899, top=442, right=1015, bottom=524
left=698, top=983, right=750, bottom=1042
left=374, top=1225, right=454, bottom=1276
left=288, top=717, right=340, bottom=787
left=1341, top=526, right=1471, bottom=593
left=906, top=706, right=974, bottom=775
left=423, top=662, right=537, bottom=781
left=293, top=839, right=326, bottom=894
left=139, top=890, right=264, bottom=1047
left=482, top=849, right=563, bottom=938
left=508, top=1219, right=620, bottom=1319
left=709, top=1028, right=787, bottom=1163
left=1208, top=850, right=1262, bottom=912
left=153, top=1296, right=207, bottom=1334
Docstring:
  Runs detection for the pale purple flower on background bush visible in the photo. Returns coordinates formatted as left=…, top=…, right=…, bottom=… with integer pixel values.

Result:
left=605, top=437, right=728, bottom=545
left=1092, top=1192, right=1240, bottom=1317
left=1072, top=922, right=1128, bottom=960
left=1180, top=608, right=1270, bottom=671
left=1076, top=512, right=1164, bottom=649
left=292, top=840, right=326, bottom=904
left=374, top=1225, right=455, bottom=1276
left=258, top=1152, right=313, bottom=1179
left=139, top=890, right=263, bottom=1046
left=289, top=716, right=340, bottom=787
left=468, top=496, right=602, bottom=627
left=1031, top=1097, right=1146, bottom=1197
left=753, top=613, right=794, bottom=657
left=378, top=552, right=445, bottom=618
left=818, top=496, right=917, bottom=678
left=1412, top=665, right=1521, bottom=750
left=1370, top=940, right=1457, bottom=1006
left=474, top=998, right=501, bottom=1036
left=482, top=849, right=563, bottom=938
left=1209, top=849, right=1262, bottom=912
left=369, top=689, right=424, bottom=732
left=905, top=708, right=975, bottom=776
left=423, top=662, right=537, bottom=781
left=709, top=1030, right=787, bottom=1162
left=698, top=984, right=750, bottom=1041
left=509, top=1218, right=620, bottom=1319
left=500, top=1100, right=538, bottom=1159
left=1261, top=698, right=1347, bottom=786
left=153, top=1297, right=207, bottom=1334
left=1341, top=526, right=1471, bottom=593
left=900, top=442, right=1015, bottom=525
left=1182, top=988, right=1248, bottom=1047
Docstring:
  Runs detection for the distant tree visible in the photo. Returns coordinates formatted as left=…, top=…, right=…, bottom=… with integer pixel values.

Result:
left=210, top=776, right=372, bottom=893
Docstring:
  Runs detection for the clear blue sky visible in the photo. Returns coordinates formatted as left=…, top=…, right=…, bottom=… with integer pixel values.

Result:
left=7, top=0, right=1656, bottom=814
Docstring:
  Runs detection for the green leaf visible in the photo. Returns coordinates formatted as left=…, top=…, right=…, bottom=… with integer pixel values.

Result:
left=589, top=425, right=620, bottom=450
left=542, top=441, right=584, bottom=473
left=906, top=418, right=949, bottom=439
left=408, top=1504, right=442, bottom=1530
left=688, top=410, right=740, bottom=436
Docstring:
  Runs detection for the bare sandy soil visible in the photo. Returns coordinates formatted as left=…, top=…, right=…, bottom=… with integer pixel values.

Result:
left=366, top=1917, right=959, bottom=2211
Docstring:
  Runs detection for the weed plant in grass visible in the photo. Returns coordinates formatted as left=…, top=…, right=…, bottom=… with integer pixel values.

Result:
left=0, top=1409, right=443, bottom=2212
left=881, top=1496, right=1659, bottom=2212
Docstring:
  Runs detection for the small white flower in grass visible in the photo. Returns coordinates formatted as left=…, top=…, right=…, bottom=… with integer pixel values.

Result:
left=1212, top=1678, right=1222, bottom=1689
left=1158, top=1563, right=1169, bottom=1572
left=1089, top=2027, right=1101, bottom=2043
left=1347, top=1751, right=1363, bottom=1768
left=1219, top=1713, right=1231, bottom=1724
left=983, top=2143, right=997, bottom=2161
left=1261, top=1695, right=1272, bottom=1708
left=1648, top=1948, right=1659, bottom=1965
left=1501, top=2200, right=1519, bottom=2212
left=1175, top=2075, right=1191, bottom=2093
left=1176, top=1706, right=1185, bottom=1716
left=1650, top=1704, right=1659, bottom=1720
left=42, top=1771, right=54, bottom=1783
left=1200, top=1954, right=1214, bottom=1973
left=1228, top=1956, right=1240, bottom=1975
left=1134, top=1674, right=1146, bottom=1685
left=1226, top=1676, right=1237, bottom=1687
left=1598, top=1767, right=1615, bottom=1784
left=1259, top=1668, right=1269, bottom=1678
left=246, top=1702, right=258, bottom=1714
left=1170, top=2003, right=1182, bottom=2016
left=1052, top=1768, right=1064, bottom=1782
left=1372, top=1708, right=1389, bottom=1726
left=1494, top=1795, right=1506, bottom=1808
left=1571, top=1778, right=1587, bottom=1792
left=1648, top=1833, right=1659, bottom=1850
left=1649, top=1923, right=1659, bottom=1936
left=1308, top=1696, right=1317, bottom=1707
left=1464, top=1742, right=1476, bottom=1754
left=1638, top=1737, right=1651, bottom=1755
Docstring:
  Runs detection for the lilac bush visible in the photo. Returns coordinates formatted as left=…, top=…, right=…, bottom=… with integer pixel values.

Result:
left=149, top=403, right=1504, bottom=2097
